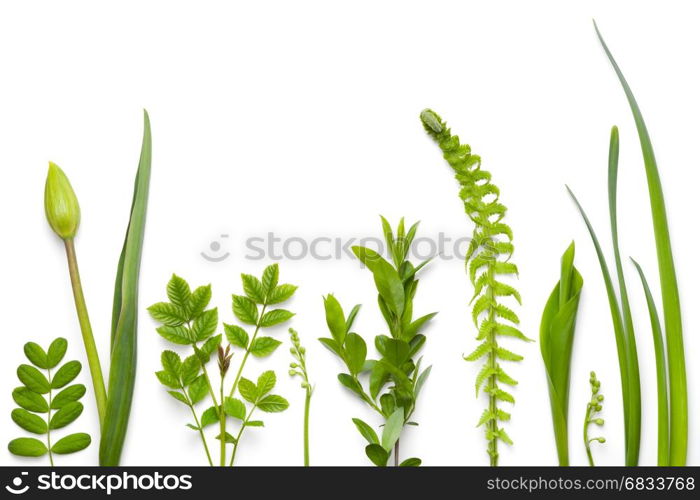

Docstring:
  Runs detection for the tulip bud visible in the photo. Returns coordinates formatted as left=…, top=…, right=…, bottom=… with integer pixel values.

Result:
left=44, top=162, right=81, bottom=240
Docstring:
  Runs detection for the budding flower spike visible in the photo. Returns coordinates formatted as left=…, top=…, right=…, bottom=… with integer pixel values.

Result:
left=288, top=328, right=312, bottom=465
left=44, top=162, right=81, bottom=241
left=583, top=371, right=605, bottom=466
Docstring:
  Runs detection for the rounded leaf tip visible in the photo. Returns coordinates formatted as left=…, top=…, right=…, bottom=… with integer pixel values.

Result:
left=420, top=109, right=443, bottom=134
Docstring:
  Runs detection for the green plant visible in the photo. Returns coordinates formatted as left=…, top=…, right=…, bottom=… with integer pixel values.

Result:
left=595, top=21, right=686, bottom=466
left=631, top=259, right=669, bottom=466
left=320, top=217, right=434, bottom=467
left=8, top=338, right=91, bottom=464
left=583, top=371, right=606, bottom=466
left=288, top=328, right=312, bottom=466
left=148, top=266, right=294, bottom=466
left=420, top=110, right=528, bottom=466
left=539, top=242, right=583, bottom=466
left=566, top=125, right=641, bottom=466
left=44, top=111, right=152, bottom=466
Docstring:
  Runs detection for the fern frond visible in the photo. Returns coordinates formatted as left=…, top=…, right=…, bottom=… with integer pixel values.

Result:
left=421, top=108, right=526, bottom=466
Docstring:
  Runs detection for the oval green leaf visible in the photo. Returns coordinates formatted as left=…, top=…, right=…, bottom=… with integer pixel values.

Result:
left=11, top=408, right=48, bottom=434
left=12, top=387, right=49, bottom=413
left=17, top=364, right=50, bottom=394
left=24, top=342, right=49, bottom=369
left=49, top=401, right=83, bottom=429
left=51, top=360, right=82, bottom=389
left=47, top=337, right=68, bottom=368
left=51, top=384, right=87, bottom=410
left=51, top=432, right=91, bottom=454
left=8, top=437, right=47, bottom=457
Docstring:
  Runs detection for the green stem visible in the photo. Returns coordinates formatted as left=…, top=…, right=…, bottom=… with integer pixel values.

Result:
left=584, top=404, right=594, bottom=467
left=228, top=305, right=267, bottom=399
left=486, top=270, right=498, bottom=467
left=394, top=439, right=399, bottom=467
left=303, top=389, right=311, bottom=466
left=229, top=407, right=255, bottom=466
left=182, top=388, right=213, bottom=466
left=218, top=375, right=226, bottom=466
left=64, top=239, right=107, bottom=429
left=47, top=368, right=54, bottom=467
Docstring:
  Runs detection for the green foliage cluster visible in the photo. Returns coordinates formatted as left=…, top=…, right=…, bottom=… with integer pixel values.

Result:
left=148, top=265, right=294, bottom=466
left=321, top=217, right=434, bottom=467
left=8, top=338, right=91, bottom=464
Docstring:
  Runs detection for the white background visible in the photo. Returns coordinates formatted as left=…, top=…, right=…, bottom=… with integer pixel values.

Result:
left=0, top=0, right=698, bottom=467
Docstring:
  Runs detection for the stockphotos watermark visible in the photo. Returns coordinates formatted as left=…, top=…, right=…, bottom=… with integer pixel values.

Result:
left=4, top=470, right=192, bottom=495
left=200, top=232, right=472, bottom=263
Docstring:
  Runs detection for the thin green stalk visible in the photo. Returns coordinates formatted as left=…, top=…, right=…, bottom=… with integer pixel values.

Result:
left=218, top=375, right=226, bottom=466
left=64, top=238, right=107, bottom=428
left=228, top=304, right=267, bottom=398
left=303, top=389, right=311, bottom=466
left=394, top=440, right=400, bottom=467
left=229, top=407, right=256, bottom=466
left=181, top=388, right=213, bottom=466
left=594, top=21, right=686, bottom=465
left=631, top=259, right=670, bottom=466
left=47, top=368, right=54, bottom=467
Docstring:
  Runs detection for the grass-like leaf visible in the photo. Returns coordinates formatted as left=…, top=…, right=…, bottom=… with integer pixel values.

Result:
left=100, top=110, right=152, bottom=466
left=594, top=20, right=686, bottom=466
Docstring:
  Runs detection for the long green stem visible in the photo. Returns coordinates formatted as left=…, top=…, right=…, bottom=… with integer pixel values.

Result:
left=584, top=404, right=595, bottom=467
left=228, top=306, right=267, bottom=399
left=218, top=375, right=226, bottom=466
left=486, top=279, right=498, bottom=467
left=303, top=389, right=311, bottom=466
left=229, top=407, right=255, bottom=466
left=182, top=388, right=213, bottom=466
left=190, top=343, right=223, bottom=466
left=47, top=367, right=54, bottom=466
left=64, top=239, right=107, bottom=428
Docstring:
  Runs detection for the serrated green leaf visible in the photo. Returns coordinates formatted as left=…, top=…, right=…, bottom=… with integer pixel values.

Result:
left=201, top=406, right=219, bottom=428
left=257, top=371, right=276, bottom=396
left=49, top=401, right=83, bottom=429
left=261, top=264, right=279, bottom=295
left=223, top=397, right=247, bottom=420
left=249, top=337, right=282, bottom=357
left=188, top=285, right=212, bottom=318
left=8, top=437, right=47, bottom=457
left=51, top=433, right=91, bottom=454
left=238, top=377, right=258, bottom=403
left=12, top=387, right=49, bottom=413
left=187, top=375, right=209, bottom=404
left=24, top=342, right=49, bottom=369
left=180, top=355, right=200, bottom=386
left=161, top=350, right=182, bottom=377
left=156, top=325, right=193, bottom=345
left=192, top=308, right=218, bottom=341
left=199, top=334, right=222, bottom=358
left=11, top=408, right=48, bottom=434
left=267, top=284, right=297, bottom=304
left=51, top=384, right=86, bottom=409
left=168, top=391, right=189, bottom=404
left=46, top=338, right=68, bottom=368
left=224, top=324, right=249, bottom=349
left=495, top=347, right=523, bottom=362
left=260, top=309, right=294, bottom=327
left=256, top=394, right=289, bottom=413
left=156, top=370, right=180, bottom=389
left=51, top=360, right=81, bottom=389
left=147, top=302, right=187, bottom=326
left=167, top=274, right=191, bottom=308
left=17, top=364, right=50, bottom=394
left=232, top=295, right=258, bottom=325
left=241, top=274, right=266, bottom=303
left=464, top=341, right=491, bottom=362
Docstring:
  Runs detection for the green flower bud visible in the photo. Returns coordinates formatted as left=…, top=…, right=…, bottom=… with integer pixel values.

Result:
left=597, top=394, right=605, bottom=402
left=44, top=162, right=81, bottom=240
left=598, top=437, right=606, bottom=443
left=288, top=369, right=297, bottom=377
left=290, top=362, right=298, bottom=368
